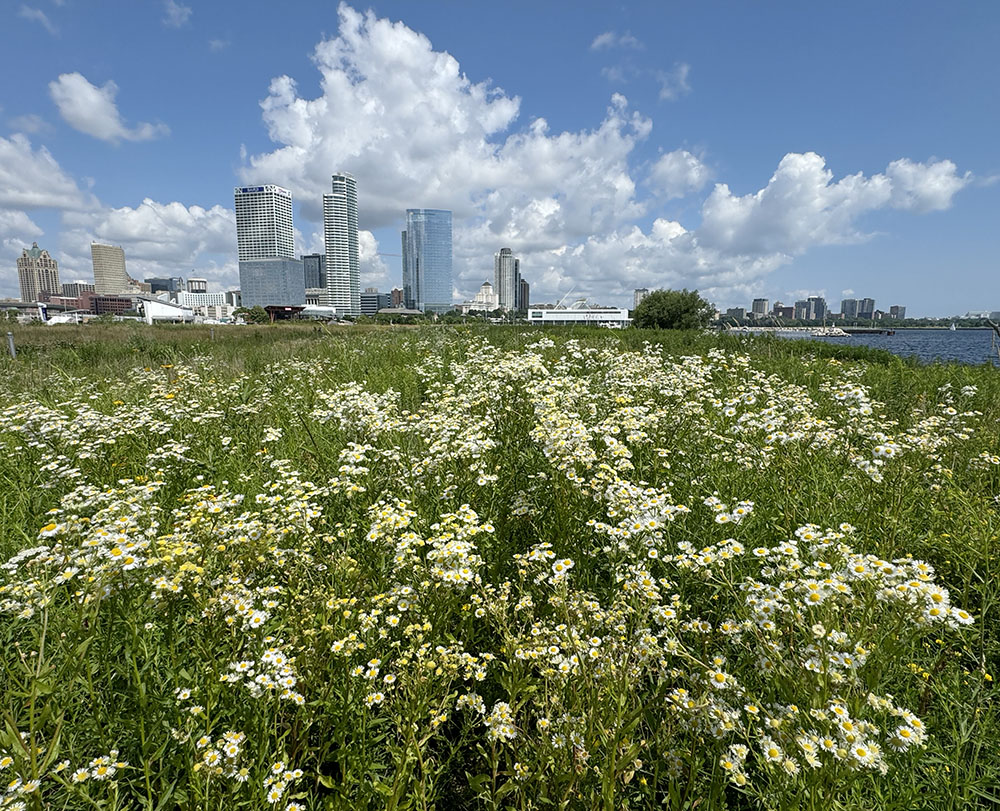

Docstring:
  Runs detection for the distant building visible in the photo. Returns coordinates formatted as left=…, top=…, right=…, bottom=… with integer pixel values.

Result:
left=305, top=288, right=324, bottom=306
left=519, top=278, right=530, bottom=311
left=793, top=300, right=809, bottom=320
left=323, top=173, right=360, bottom=316
left=807, top=296, right=827, bottom=321
left=62, top=281, right=95, bottom=298
left=146, top=277, right=183, bottom=294
left=234, top=185, right=294, bottom=261
left=774, top=306, right=794, bottom=319
left=403, top=209, right=453, bottom=313
left=17, top=242, right=61, bottom=303
left=528, top=305, right=631, bottom=327
left=751, top=298, right=769, bottom=318
left=841, top=298, right=859, bottom=319
left=858, top=297, right=876, bottom=319
left=239, top=258, right=305, bottom=309
left=771, top=300, right=784, bottom=314
left=634, top=288, right=650, bottom=310
left=302, top=254, right=326, bottom=289
left=187, top=277, right=208, bottom=294
left=725, top=307, right=746, bottom=320
left=92, top=295, right=135, bottom=316
left=224, top=290, right=241, bottom=307
left=458, top=281, right=500, bottom=314
left=173, top=290, right=226, bottom=308
left=91, top=243, right=132, bottom=295
left=494, top=248, right=520, bottom=310
left=889, top=305, right=906, bottom=319
left=390, top=287, right=404, bottom=307
left=360, top=288, right=392, bottom=316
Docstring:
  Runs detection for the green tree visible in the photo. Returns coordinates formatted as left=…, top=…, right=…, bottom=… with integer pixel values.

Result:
left=246, top=306, right=269, bottom=324
left=632, top=288, right=714, bottom=330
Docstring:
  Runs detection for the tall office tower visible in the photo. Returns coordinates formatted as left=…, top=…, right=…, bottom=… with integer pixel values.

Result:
left=302, top=254, right=326, bottom=289
left=187, top=277, right=208, bottom=293
left=146, top=277, right=184, bottom=294
left=402, top=209, right=452, bottom=313
left=17, top=242, right=61, bottom=302
left=634, top=288, right=650, bottom=310
left=858, top=297, right=876, bottom=319
left=793, top=300, right=809, bottom=320
left=91, top=243, right=130, bottom=295
left=323, top=173, right=360, bottom=316
left=807, top=296, right=827, bottom=321
left=889, top=305, right=906, bottom=319
left=841, top=298, right=859, bottom=319
left=519, top=278, right=530, bottom=311
left=751, top=298, right=769, bottom=318
left=494, top=247, right=520, bottom=310
left=234, top=185, right=294, bottom=261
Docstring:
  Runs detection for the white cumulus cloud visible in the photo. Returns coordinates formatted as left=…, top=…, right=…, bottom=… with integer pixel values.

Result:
left=590, top=31, right=642, bottom=51
left=163, top=0, right=191, bottom=28
left=0, top=134, right=95, bottom=210
left=650, top=149, right=711, bottom=199
left=49, top=73, right=169, bottom=143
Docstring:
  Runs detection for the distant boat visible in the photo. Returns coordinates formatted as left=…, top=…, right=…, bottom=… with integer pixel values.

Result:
left=950, top=323, right=957, bottom=331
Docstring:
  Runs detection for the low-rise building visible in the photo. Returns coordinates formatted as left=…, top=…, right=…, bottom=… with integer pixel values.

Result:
left=527, top=306, right=630, bottom=327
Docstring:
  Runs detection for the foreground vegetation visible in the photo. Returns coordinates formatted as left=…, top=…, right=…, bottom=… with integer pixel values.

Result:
left=0, top=324, right=997, bottom=810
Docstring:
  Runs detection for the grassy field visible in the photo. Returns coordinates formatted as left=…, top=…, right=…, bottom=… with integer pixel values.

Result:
left=0, top=323, right=997, bottom=810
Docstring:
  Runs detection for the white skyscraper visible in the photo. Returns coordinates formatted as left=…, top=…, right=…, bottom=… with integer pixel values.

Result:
left=323, top=173, right=360, bottom=316
left=494, top=247, right=520, bottom=310
left=91, top=243, right=130, bottom=295
left=234, top=185, right=294, bottom=261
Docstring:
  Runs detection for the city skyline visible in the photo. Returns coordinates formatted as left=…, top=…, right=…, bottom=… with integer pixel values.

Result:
left=1, top=3, right=998, bottom=315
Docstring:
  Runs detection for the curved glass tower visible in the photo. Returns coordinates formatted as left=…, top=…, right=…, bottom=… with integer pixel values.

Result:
left=402, top=209, right=452, bottom=313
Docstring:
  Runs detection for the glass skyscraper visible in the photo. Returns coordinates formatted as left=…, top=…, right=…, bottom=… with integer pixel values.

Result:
left=402, top=209, right=452, bottom=313
left=239, top=258, right=306, bottom=308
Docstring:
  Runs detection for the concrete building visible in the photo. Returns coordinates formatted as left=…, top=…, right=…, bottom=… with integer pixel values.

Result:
left=234, top=185, right=294, bottom=261
left=494, top=248, right=520, bottom=310
left=62, top=281, right=95, bottom=298
left=751, top=298, right=769, bottom=318
left=323, top=173, right=360, bottom=316
left=92, top=295, right=136, bottom=316
left=807, top=296, right=827, bottom=321
left=360, top=288, right=392, bottom=316
left=889, top=305, right=906, bottom=319
left=519, top=278, right=530, bottom=311
left=391, top=287, right=404, bottom=307
left=858, top=297, right=876, bottom=319
left=528, top=304, right=630, bottom=327
left=725, top=307, right=747, bottom=320
left=187, top=277, right=208, bottom=294
left=840, top=298, right=859, bottom=319
left=239, top=258, right=305, bottom=309
left=17, top=242, right=61, bottom=303
left=458, top=280, right=500, bottom=314
left=774, top=306, right=794, bottom=319
left=172, top=290, right=227, bottom=309
left=402, top=209, right=453, bottom=313
left=634, top=288, right=650, bottom=310
left=91, top=243, right=131, bottom=295
left=793, top=300, right=809, bottom=320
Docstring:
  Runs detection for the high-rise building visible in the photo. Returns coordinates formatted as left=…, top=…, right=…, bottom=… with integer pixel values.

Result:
left=187, top=277, right=208, bottom=294
left=323, top=173, right=360, bottom=316
left=146, top=277, right=184, bottom=294
left=234, top=185, right=294, bottom=261
left=402, top=209, right=453, bottom=313
left=391, top=287, right=403, bottom=307
left=840, top=298, right=859, bottom=319
left=725, top=307, right=747, bottom=320
left=91, top=243, right=130, bottom=295
left=302, top=254, right=326, bottom=289
left=793, top=300, right=809, bottom=320
left=17, top=242, right=61, bottom=302
left=889, top=305, right=906, bottom=319
left=634, top=288, right=650, bottom=310
left=751, top=298, right=769, bottom=318
left=494, top=248, right=520, bottom=310
left=807, top=296, right=827, bottom=321
left=519, top=278, right=530, bottom=311
left=858, top=297, right=876, bottom=319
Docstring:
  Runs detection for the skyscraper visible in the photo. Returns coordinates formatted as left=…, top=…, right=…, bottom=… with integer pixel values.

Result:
left=807, top=296, right=827, bottom=321
left=323, top=173, right=360, bottom=316
left=841, top=298, right=859, bottom=318
left=17, top=242, right=60, bottom=302
left=235, top=184, right=303, bottom=308
left=91, top=243, right=130, bottom=295
left=402, top=209, right=452, bottom=313
left=858, top=297, right=876, bottom=319
left=751, top=298, right=769, bottom=318
left=302, top=254, right=326, bottom=289
left=494, top=248, right=520, bottom=310
left=234, top=185, right=294, bottom=261
left=889, top=305, right=906, bottom=319
left=519, top=278, right=530, bottom=311
left=634, top=288, right=650, bottom=310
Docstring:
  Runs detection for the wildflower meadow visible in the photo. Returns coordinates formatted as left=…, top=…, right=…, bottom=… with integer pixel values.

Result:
left=0, top=324, right=997, bottom=810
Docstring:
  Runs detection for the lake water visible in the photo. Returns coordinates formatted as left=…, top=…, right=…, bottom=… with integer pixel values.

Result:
left=776, top=328, right=1000, bottom=366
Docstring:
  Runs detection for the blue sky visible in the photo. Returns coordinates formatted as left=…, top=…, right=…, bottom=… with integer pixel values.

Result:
left=2, top=0, right=998, bottom=315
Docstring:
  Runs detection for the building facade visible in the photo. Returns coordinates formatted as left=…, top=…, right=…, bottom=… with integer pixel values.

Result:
left=187, top=278, right=208, bottom=293
left=528, top=306, right=630, bottom=327
left=360, top=288, right=393, bottom=316
left=323, top=173, right=360, bottom=316
left=62, top=281, right=95, bottom=299
left=402, top=209, right=453, bottom=313
left=751, top=298, right=769, bottom=318
left=239, top=259, right=305, bottom=309
left=494, top=248, right=520, bottom=310
left=519, top=278, right=530, bottom=311
left=17, top=242, right=61, bottom=303
left=146, top=277, right=183, bottom=294
left=889, top=305, right=906, bottom=319
left=807, top=296, right=827, bottom=321
left=91, top=243, right=130, bottom=295
left=633, top=288, right=650, bottom=310
left=391, top=287, right=404, bottom=307
left=840, top=298, right=859, bottom=319
left=302, top=254, right=326, bottom=289
left=234, top=185, right=294, bottom=261
left=858, top=297, right=876, bottom=319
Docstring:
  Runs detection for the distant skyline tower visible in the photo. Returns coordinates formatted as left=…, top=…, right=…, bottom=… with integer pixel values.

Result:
left=403, top=209, right=452, bottom=313
left=841, top=298, right=859, bottom=318
left=751, top=297, right=769, bottom=318
left=234, top=185, right=294, bottom=261
left=323, top=173, right=360, bottom=316
left=858, top=297, right=876, bottom=319
left=634, top=288, right=650, bottom=310
left=17, top=242, right=60, bottom=303
left=494, top=247, right=520, bottom=310
left=519, top=278, right=530, bottom=311
left=91, top=243, right=130, bottom=295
